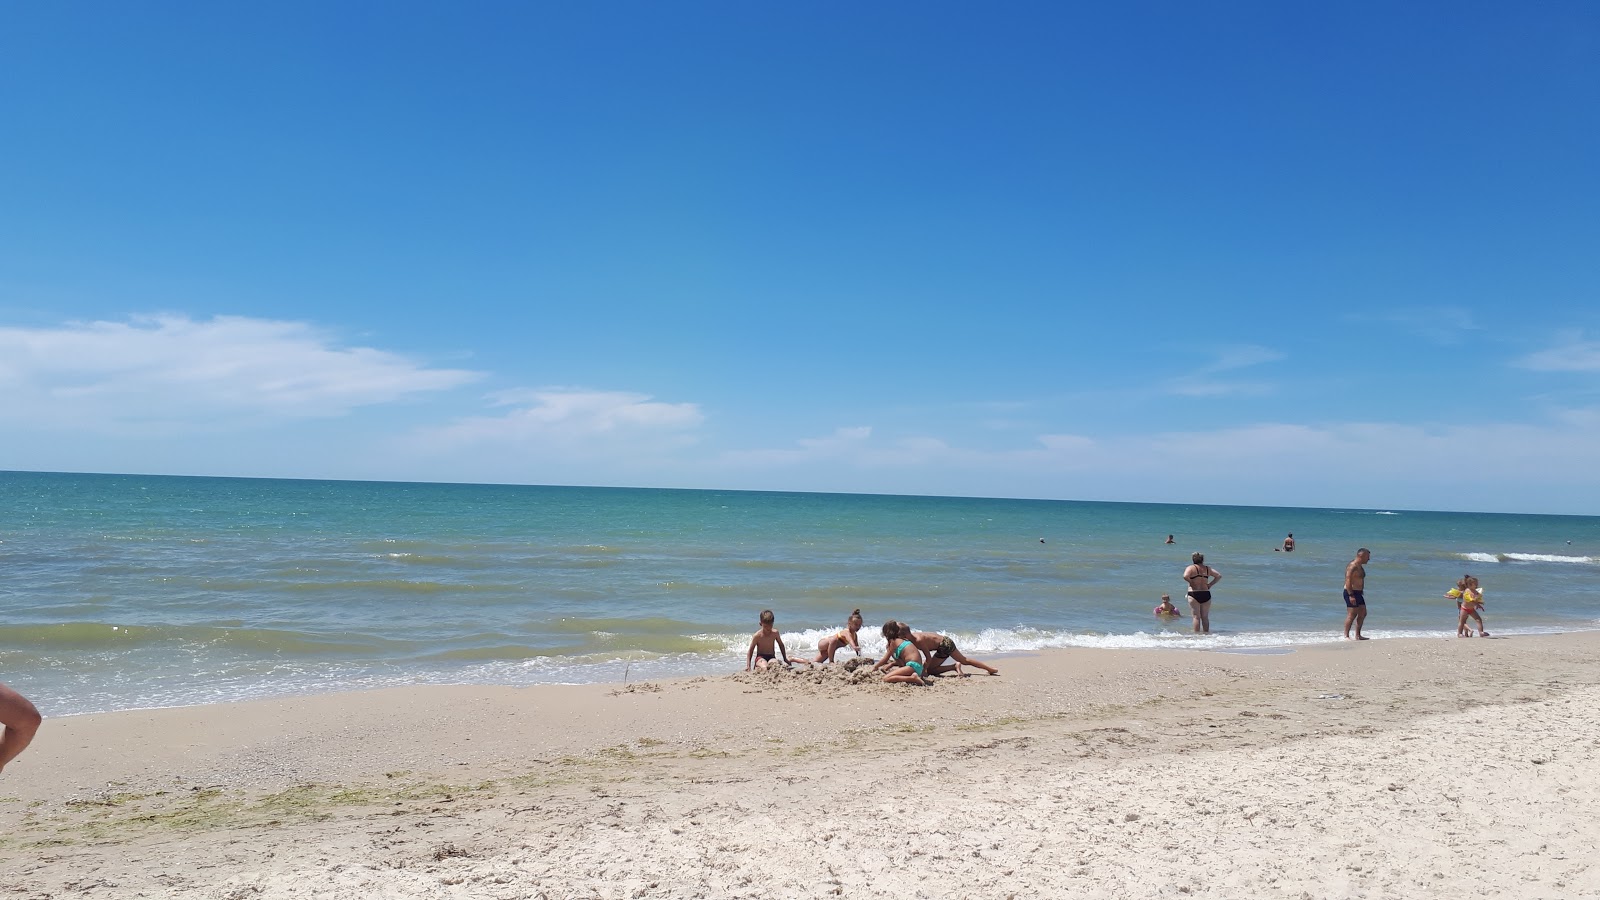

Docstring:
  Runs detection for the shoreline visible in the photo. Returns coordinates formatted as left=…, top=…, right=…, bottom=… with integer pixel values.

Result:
left=25, top=622, right=1599, bottom=720
left=4, top=633, right=1599, bottom=897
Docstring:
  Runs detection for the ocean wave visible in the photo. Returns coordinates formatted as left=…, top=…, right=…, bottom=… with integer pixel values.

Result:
left=1504, top=553, right=1597, bottom=564
left=768, top=624, right=1585, bottom=655
left=692, top=625, right=1409, bottom=656
left=1457, top=552, right=1597, bottom=565
left=0, top=621, right=407, bottom=655
left=281, top=579, right=500, bottom=593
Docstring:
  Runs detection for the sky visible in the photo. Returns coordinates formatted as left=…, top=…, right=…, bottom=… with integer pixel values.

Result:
left=2, top=2, right=1598, bottom=514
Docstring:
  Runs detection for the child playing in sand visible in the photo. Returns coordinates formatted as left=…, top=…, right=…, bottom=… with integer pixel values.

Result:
left=872, top=621, right=930, bottom=685
left=802, top=608, right=865, bottom=665
left=897, top=621, right=1000, bottom=676
left=745, top=609, right=794, bottom=670
left=1154, top=594, right=1180, bottom=619
left=1447, top=576, right=1488, bottom=637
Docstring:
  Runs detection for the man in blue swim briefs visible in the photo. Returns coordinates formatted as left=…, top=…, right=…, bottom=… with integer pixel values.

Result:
left=1343, top=548, right=1371, bottom=641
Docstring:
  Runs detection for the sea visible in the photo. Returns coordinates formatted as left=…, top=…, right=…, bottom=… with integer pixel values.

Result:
left=2, top=471, right=1597, bottom=716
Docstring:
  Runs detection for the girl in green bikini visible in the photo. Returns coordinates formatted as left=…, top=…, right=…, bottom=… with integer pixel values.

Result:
left=872, top=621, right=930, bottom=685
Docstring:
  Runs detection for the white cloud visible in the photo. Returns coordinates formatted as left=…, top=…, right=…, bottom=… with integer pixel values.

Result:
left=1207, top=345, right=1286, bottom=372
left=0, top=314, right=479, bottom=432
left=413, top=389, right=704, bottom=455
left=1358, top=306, right=1482, bottom=345
left=1166, top=378, right=1272, bottom=398
left=712, top=411, right=1600, bottom=511
left=1518, top=332, right=1600, bottom=372
left=1036, top=433, right=1094, bottom=452
left=1165, top=344, right=1283, bottom=397
left=719, top=426, right=874, bottom=466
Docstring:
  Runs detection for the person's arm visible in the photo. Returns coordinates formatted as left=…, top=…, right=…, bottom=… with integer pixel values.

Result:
left=872, top=644, right=894, bottom=671
left=1207, top=567, right=1222, bottom=588
left=745, top=635, right=756, bottom=671
left=777, top=634, right=792, bottom=665
left=846, top=631, right=861, bottom=655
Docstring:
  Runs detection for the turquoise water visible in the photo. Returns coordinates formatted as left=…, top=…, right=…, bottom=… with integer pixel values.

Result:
left=2, top=471, right=1597, bottom=715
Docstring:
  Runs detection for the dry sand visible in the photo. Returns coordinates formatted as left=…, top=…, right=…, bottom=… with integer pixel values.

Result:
left=3, top=633, right=1598, bottom=899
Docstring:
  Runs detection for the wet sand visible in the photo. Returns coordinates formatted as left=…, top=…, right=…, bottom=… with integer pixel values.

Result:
left=3, top=633, right=1597, bottom=898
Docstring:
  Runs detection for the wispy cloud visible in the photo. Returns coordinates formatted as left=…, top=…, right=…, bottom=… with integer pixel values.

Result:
left=719, top=426, right=875, bottom=466
left=1517, top=331, right=1600, bottom=372
left=1355, top=306, right=1482, bottom=345
left=1165, top=344, right=1284, bottom=397
left=412, top=388, right=704, bottom=456
left=712, top=410, right=1600, bottom=511
left=0, top=314, right=480, bottom=432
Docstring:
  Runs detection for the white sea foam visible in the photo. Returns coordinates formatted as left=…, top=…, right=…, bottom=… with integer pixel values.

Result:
left=706, top=626, right=1420, bottom=656
left=1503, top=553, right=1597, bottom=564
left=1457, top=551, right=1597, bottom=565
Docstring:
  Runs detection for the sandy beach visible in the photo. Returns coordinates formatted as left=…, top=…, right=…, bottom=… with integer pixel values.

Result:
left=3, top=633, right=1597, bottom=899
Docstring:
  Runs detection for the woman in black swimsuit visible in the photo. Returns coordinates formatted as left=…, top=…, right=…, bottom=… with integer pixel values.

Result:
left=1182, top=552, right=1221, bottom=634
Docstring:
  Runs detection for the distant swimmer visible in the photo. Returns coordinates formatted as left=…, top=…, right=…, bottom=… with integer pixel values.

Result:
left=1154, top=594, right=1181, bottom=619
left=1182, top=553, right=1221, bottom=634
left=1343, top=548, right=1371, bottom=640
left=1283, top=533, right=1295, bottom=552
left=1165, top=534, right=1175, bottom=545
left=0, top=682, right=41, bottom=775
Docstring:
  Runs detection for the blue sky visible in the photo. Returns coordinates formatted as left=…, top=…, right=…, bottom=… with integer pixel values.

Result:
left=2, top=2, right=1598, bottom=513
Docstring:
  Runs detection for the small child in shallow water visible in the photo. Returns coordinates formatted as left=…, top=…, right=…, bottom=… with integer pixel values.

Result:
left=1154, top=594, right=1181, bottom=618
